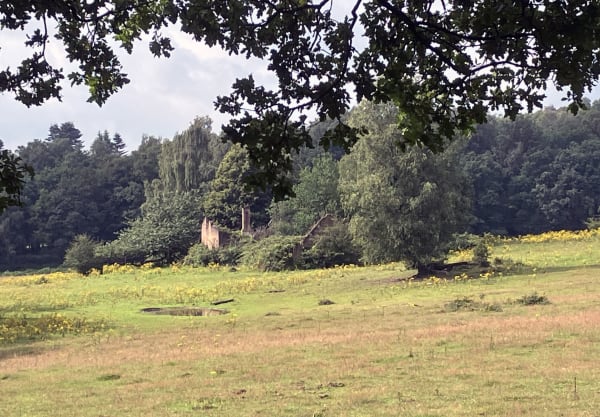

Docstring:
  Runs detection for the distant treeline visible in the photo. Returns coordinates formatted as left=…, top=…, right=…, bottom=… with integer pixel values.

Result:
left=1, top=102, right=600, bottom=271
left=462, top=101, right=600, bottom=235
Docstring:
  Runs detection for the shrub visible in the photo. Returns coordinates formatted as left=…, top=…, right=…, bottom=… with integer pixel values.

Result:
left=448, top=232, right=480, bottom=251
left=301, top=223, right=361, bottom=268
left=217, top=245, right=243, bottom=266
left=472, top=241, right=491, bottom=266
left=183, top=243, right=242, bottom=267
left=492, top=258, right=532, bottom=275
left=94, top=240, right=146, bottom=266
left=184, top=243, right=218, bottom=266
left=241, top=235, right=301, bottom=271
left=443, top=297, right=479, bottom=312
left=443, top=296, right=502, bottom=313
left=63, top=234, right=103, bottom=274
left=515, top=292, right=550, bottom=305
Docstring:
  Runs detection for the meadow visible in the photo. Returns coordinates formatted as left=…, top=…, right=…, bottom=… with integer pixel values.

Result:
left=1, top=230, right=599, bottom=417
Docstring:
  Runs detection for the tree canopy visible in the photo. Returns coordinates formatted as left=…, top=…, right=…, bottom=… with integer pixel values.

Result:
left=203, top=143, right=271, bottom=230
left=339, top=101, right=471, bottom=268
left=0, top=141, right=33, bottom=213
left=462, top=102, right=600, bottom=234
left=3, top=1, right=600, bottom=197
left=270, top=154, right=342, bottom=235
left=158, top=117, right=228, bottom=193
left=0, top=123, right=158, bottom=270
left=3, top=104, right=600, bottom=271
left=96, top=183, right=204, bottom=265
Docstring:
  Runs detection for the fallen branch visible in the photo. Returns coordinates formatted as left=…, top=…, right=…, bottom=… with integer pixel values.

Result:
left=211, top=298, right=235, bottom=306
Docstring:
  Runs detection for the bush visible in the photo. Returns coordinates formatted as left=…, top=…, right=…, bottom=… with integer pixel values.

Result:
left=183, top=243, right=218, bottom=266
left=472, top=241, right=491, bottom=266
left=63, top=234, right=103, bottom=274
left=443, top=296, right=503, bottom=313
left=491, top=258, right=531, bottom=275
left=241, top=235, right=301, bottom=271
left=183, top=243, right=242, bottom=266
left=448, top=232, right=480, bottom=251
left=515, top=292, right=550, bottom=305
left=94, top=239, right=146, bottom=266
left=443, top=297, right=479, bottom=312
left=301, top=223, right=361, bottom=268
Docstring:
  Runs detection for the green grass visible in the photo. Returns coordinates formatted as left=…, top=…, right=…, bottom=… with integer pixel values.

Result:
left=491, top=232, right=600, bottom=270
left=1, top=238, right=600, bottom=416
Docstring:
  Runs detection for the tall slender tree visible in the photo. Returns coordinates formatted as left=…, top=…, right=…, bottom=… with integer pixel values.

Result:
left=158, top=117, right=228, bottom=193
left=203, top=144, right=271, bottom=230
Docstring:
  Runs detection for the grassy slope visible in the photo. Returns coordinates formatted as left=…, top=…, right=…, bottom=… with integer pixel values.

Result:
left=1, top=236, right=599, bottom=417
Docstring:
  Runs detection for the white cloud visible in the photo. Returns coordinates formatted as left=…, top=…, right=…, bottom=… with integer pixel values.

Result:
left=2, top=21, right=600, bottom=153
left=0, top=27, right=273, bottom=152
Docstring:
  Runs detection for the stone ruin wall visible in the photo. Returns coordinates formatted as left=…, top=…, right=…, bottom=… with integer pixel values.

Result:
left=301, top=214, right=335, bottom=248
left=202, top=211, right=334, bottom=254
left=201, top=207, right=251, bottom=249
left=201, top=218, right=230, bottom=249
left=293, top=214, right=336, bottom=260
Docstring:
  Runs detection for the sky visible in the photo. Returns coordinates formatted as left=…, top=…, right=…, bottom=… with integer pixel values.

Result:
left=2, top=22, right=600, bottom=153
left=0, top=29, right=275, bottom=153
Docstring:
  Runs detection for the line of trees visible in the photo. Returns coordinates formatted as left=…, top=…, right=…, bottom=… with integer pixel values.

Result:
left=2, top=102, right=600, bottom=272
left=4, top=1, right=600, bottom=199
left=0, top=123, right=162, bottom=270
left=462, top=101, right=600, bottom=235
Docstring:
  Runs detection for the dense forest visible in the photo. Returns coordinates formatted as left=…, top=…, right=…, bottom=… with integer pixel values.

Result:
left=2, top=101, right=600, bottom=272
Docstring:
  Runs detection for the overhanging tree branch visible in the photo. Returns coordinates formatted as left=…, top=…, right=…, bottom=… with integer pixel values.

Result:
left=2, top=0, right=600, bottom=198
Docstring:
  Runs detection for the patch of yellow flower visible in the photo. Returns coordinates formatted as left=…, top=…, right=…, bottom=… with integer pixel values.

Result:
left=0, top=312, right=108, bottom=344
left=102, top=263, right=137, bottom=274
left=453, top=272, right=470, bottom=282
left=479, top=271, right=494, bottom=280
left=97, top=262, right=167, bottom=275
left=140, top=262, right=155, bottom=270
left=513, top=228, right=600, bottom=243
left=424, top=276, right=447, bottom=286
left=448, top=249, right=473, bottom=263
left=0, top=271, right=81, bottom=287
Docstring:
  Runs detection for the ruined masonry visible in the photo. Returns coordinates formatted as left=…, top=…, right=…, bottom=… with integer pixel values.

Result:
left=201, top=207, right=252, bottom=249
left=201, top=210, right=335, bottom=254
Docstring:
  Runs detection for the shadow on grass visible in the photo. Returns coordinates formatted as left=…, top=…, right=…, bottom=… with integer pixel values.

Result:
left=0, top=344, right=48, bottom=361
left=401, top=258, right=571, bottom=281
left=410, top=260, right=534, bottom=280
left=535, top=264, right=600, bottom=274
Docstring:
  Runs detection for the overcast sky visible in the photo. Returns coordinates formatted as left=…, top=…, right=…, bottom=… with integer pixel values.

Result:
left=2, top=25, right=600, bottom=153
left=0, top=29, right=275, bottom=152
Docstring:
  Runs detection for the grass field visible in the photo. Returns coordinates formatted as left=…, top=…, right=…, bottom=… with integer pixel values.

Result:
left=1, top=231, right=600, bottom=416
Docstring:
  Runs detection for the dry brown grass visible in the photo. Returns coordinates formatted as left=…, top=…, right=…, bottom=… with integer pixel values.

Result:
left=2, top=265, right=600, bottom=417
